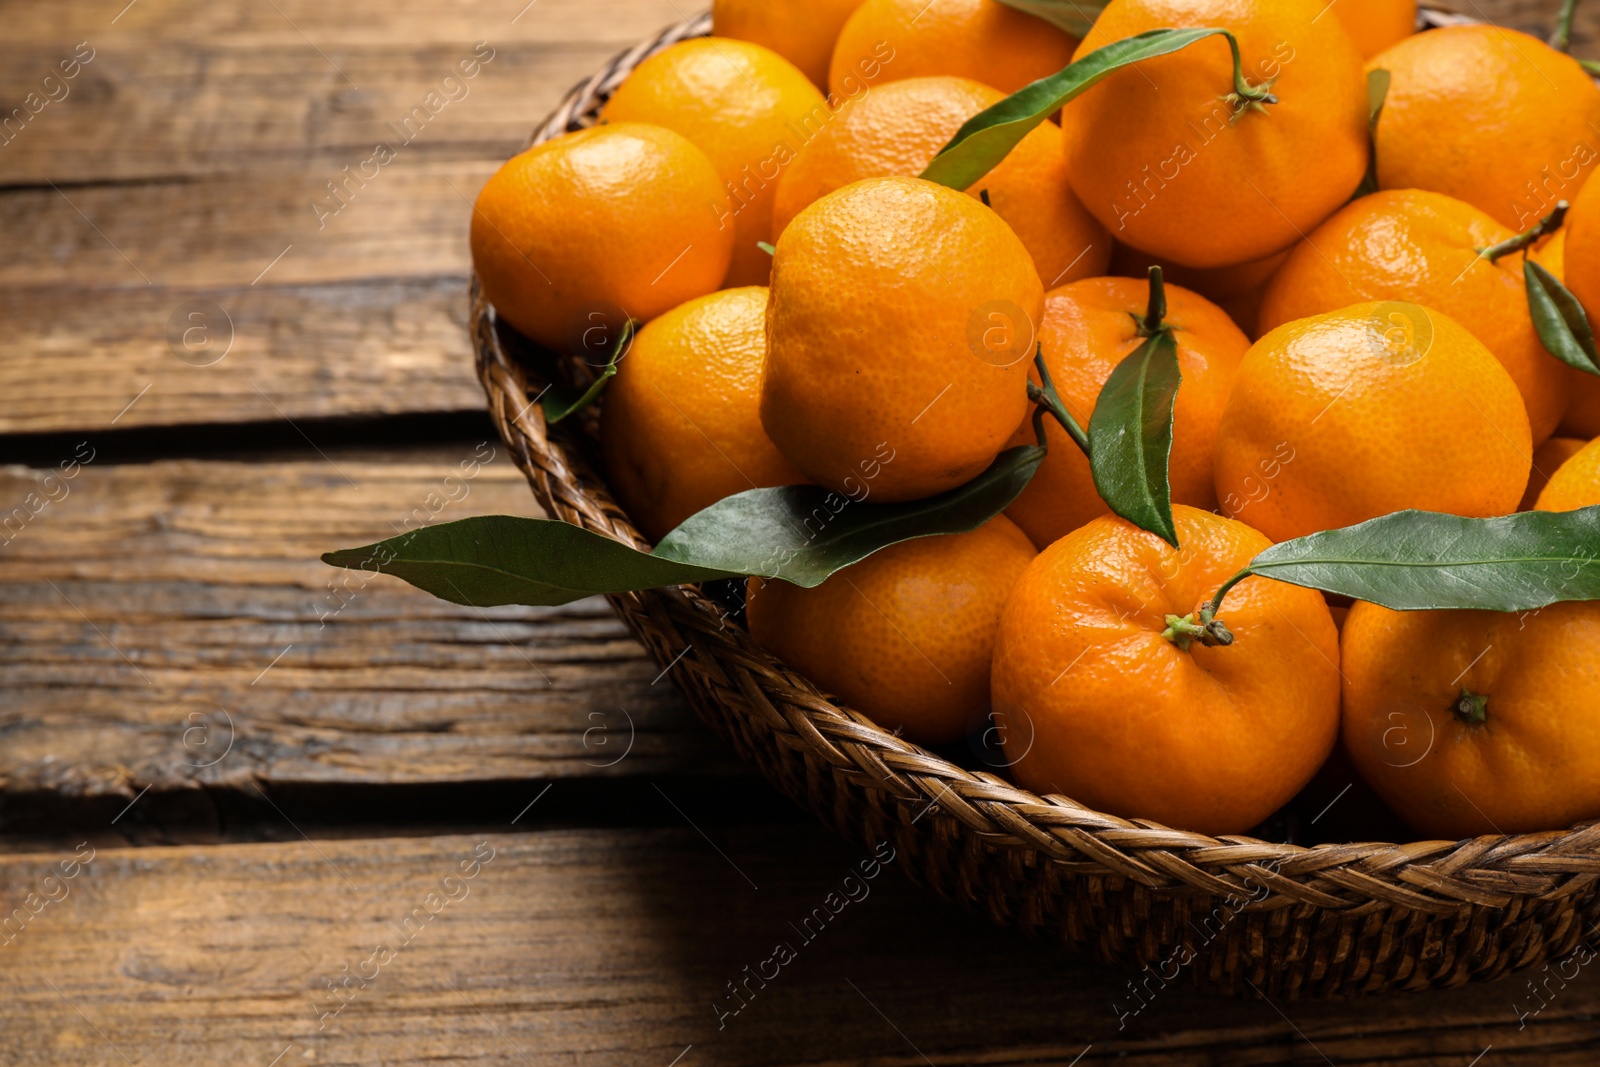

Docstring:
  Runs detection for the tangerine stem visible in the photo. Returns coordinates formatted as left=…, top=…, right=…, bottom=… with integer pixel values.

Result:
left=1454, top=688, right=1489, bottom=725
left=1220, top=32, right=1277, bottom=108
left=1551, top=0, right=1580, bottom=52
left=1481, top=201, right=1569, bottom=264
left=1026, top=344, right=1089, bottom=454
left=1138, top=265, right=1168, bottom=337
left=1205, top=567, right=1253, bottom=620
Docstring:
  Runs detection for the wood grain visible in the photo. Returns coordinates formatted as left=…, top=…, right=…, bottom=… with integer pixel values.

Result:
left=0, top=827, right=1592, bottom=1066
left=0, top=278, right=486, bottom=433
left=0, top=451, right=737, bottom=804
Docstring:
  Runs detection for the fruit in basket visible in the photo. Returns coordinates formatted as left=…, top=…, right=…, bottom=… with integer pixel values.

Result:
left=1061, top=0, right=1369, bottom=269
left=1369, top=25, right=1600, bottom=232
left=711, top=0, right=864, bottom=88
left=1536, top=436, right=1600, bottom=512
left=1257, top=189, right=1569, bottom=443
left=771, top=76, right=1110, bottom=288
left=747, top=516, right=1037, bottom=744
left=1214, top=301, right=1531, bottom=543
left=991, top=505, right=1340, bottom=836
left=828, top=0, right=1078, bottom=97
left=600, top=38, right=826, bottom=287
left=1559, top=174, right=1600, bottom=439
left=762, top=176, right=1042, bottom=502
left=1331, top=0, right=1416, bottom=59
left=1522, top=437, right=1589, bottom=511
left=600, top=287, right=807, bottom=541
left=1001, top=277, right=1248, bottom=547
left=470, top=123, right=733, bottom=353
left=1341, top=599, right=1600, bottom=838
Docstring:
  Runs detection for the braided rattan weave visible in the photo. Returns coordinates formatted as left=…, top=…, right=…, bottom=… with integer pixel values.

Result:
left=472, top=6, right=1600, bottom=997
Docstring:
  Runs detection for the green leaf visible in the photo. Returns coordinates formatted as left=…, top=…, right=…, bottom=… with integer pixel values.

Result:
left=322, top=444, right=1047, bottom=606
left=655, top=443, right=1046, bottom=584
left=321, top=515, right=736, bottom=608
left=1088, top=329, right=1181, bottom=548
left=919, top=28, right=1249, bottom=191
left=992, top=0, right=1111, bottom=37
left=1366, top=67, right=1390, bottom=130
left=1351, top=68, right=1389, bottom=200
left=1525, top=259, right=1600, bottom=377
left=540, top=320, right=633, bottom=424
left=1239, top=507, right=1600, bottom=612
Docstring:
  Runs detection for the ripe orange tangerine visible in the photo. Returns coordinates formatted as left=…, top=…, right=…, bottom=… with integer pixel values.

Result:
left=991, top=505, right=1341, bottom=835
left=747, top=516, right=1037, bottom=744
left=1535, top=435, right=1600, bottom=512
left=1370, top=25, right=1600, bottom=231
left=1062, top=0, right=1369, bottom=269
left=762, top=176, right=1042, bottom=502
left=1257, top=189, right=1569, bottom=443
left=828, top=0, right=1078, bottom=97
left=600, top=287, right=807, bottom=541
left=470, top=123, right=733, bottom=354
left=1342, top=599, right=1600, bottom=838
left=1214, top=301, right=1531, bottom=543
left=711, top=0, right=865, bottom=88
left=770, top=76, right=1110, bottom=290
left=600, top=38, right=827, bottom=287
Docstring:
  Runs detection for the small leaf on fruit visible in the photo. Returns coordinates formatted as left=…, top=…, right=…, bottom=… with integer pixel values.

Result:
left=1087, top=327, right=1180, bottom=548
left=993, top=0, right=1112, bottom=37
left=1526, top=259, right=1600, bottom=377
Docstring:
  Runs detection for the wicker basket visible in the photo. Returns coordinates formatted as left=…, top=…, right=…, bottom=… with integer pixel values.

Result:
left=473, top=6, right=1600, bottom=998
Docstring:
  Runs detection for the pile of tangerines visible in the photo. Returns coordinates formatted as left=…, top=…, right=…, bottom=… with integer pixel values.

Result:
left=469, top=0, right=1600, bottom=842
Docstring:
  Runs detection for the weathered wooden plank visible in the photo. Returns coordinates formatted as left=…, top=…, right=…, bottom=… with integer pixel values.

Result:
left=1, top=163, right=492, bottom=290
left=0, top=827, right=1590, bottom=1066
left=0, top=278, right=484, bottom=433
left=0, top=452, right=738, bottom=802
left=0, top=41, right=612, bottom=185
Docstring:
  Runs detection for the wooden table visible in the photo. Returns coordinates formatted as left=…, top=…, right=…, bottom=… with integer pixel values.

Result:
left=5, top=0, right=1600, bottom=1062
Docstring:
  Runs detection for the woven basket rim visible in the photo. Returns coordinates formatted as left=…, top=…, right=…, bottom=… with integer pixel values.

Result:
left=471, top=4, right=1600, bottom=925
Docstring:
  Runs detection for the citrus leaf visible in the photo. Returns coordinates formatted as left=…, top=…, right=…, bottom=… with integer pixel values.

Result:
left=323, top=444, right=1047, bottom=606
left=655, top=442, right=1046, bottom=584
left=1526, top=259, right=1600, bottom=376
left=919, top=28, right=1242, bottom=191
left=541, top=319, right=633, bottom=424
left=1239, top=507, right=1600, bottom=612
left=321, top=515, right=736, bottom=608
left=1351, top=68, right=1388, bottom=200
left=1088, top=329, right=1181, bottom=547
left=992, top=0, right=1111, bottom=37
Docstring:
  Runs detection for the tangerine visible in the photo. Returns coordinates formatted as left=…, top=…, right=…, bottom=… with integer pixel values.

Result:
left=747, top=516, right=1037, bottom=744
left=1062, top=0, right=1369, bottom=269
left=1558, top=172, right=1600, bottom=438
left=1342, top=599, right=1600, bottom=838
left=711, top=0, right=865, bottom=88
left=771, top=76, right=1110, bottom=288
left=829, top=0, right=1078, bottom=97
left=600, top=287, right=807, bottom=541
left=1535, top=435, right=1600, bottom=512
left=991, top=505, right=1341, bottom=835
left=1369, top=25, right=1600, bottom=231
left=1257, top=189, right=1569, bottom=443
left=1521, top=437, right=1589, bottom=511
left=1214, top=301, right=1531, bottom=543
left=600, top=38, right=827, bottom=287
left=470, top=123, right=733, bottom=353
left=762, top=176, right=1043, bottom=502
